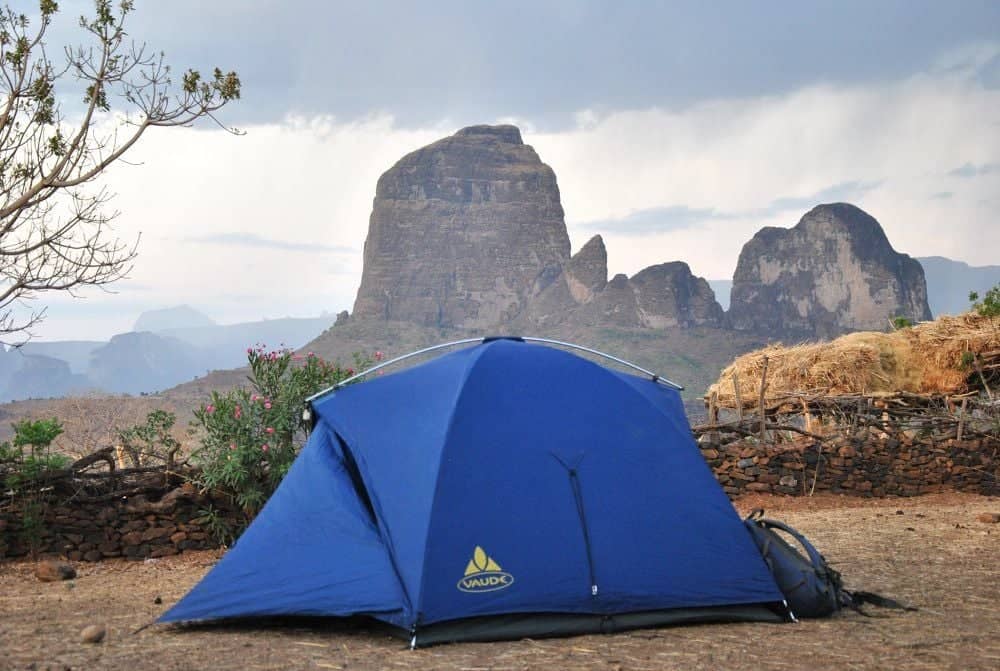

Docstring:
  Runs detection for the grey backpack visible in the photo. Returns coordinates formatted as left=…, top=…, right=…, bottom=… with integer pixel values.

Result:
left=743, top=509, right=915, bottom=619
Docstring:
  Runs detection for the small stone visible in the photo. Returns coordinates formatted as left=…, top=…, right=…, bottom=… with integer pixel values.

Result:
left=80, top=624, right=106, bottom=644
left=154, top=595, right=162, bottom=604
left=977, top=513, right=1000, bottom=524
left=35, top=560, right=76, bottom=582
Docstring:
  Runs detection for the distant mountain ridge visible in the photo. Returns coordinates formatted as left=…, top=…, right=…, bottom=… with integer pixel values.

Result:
left=917, top=256, right=1000, bottom=317
left=133, top=305, right=216, bottom=332
left=0, top=310, right=334, bottom=401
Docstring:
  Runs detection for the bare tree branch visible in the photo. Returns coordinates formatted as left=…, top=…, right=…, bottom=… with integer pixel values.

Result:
left=0, top=0, right=241, bottom=343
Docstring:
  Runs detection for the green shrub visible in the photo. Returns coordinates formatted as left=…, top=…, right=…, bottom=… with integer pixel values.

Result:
left=2, top=418, right=67, bottom=556
left=891, top=316, right=914, bottom=330
left=4, top=418, right=67, bottom=487
left=117, top=410, right=181, bottom=467
left=969, top=284, right=1000, bottom=318
left=191, top=346, right=373, bottom=533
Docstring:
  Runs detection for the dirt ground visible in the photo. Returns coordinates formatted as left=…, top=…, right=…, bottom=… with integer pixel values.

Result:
left=1, top=492, right=998, bottom=671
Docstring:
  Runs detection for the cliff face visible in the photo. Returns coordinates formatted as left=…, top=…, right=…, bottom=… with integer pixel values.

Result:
left=521, top=236, right=724, bottom=329
left=351, top=125, right=570, bottom=329
left=728, top=203, right=932, bottom=338
left=630, top=262, right=726, bottom=329
left=351, top=126, right=726, bottom=333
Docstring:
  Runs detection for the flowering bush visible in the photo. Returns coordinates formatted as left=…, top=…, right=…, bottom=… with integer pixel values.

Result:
left=192, top=345, right=373, bottom=531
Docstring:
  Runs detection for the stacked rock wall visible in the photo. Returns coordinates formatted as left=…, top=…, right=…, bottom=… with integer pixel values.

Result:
left=0, top=483, right=239, bottom=561
left=699, top=436, right=996, bottom=497
left=2, top=438, right=995, bottom=562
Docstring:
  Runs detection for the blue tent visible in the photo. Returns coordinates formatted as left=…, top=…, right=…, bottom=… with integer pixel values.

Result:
left=160, top=338, right=788, bottom=645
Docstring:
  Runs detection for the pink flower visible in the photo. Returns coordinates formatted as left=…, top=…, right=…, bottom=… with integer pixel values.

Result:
left=246, top=347, right=253, bottom=354
left=375, top=350, right=384, bottom=361
left=205, top=404, right=215, bottom=414
left=308, top=351, right=315, bottom=358
left=265, top=427, right=274, bottom=434
left=234, top=405, right=242, bottom=419
left=261, top=444, right=269, bottom=452
left=229, top=443, right=236, bottom=450
left=346, top=368, right=355, bottom=376
left=264, top=401, right=272, bottom=409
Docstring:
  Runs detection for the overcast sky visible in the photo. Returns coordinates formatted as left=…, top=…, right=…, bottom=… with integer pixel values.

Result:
left=20, top=1, right=1000, bottom=340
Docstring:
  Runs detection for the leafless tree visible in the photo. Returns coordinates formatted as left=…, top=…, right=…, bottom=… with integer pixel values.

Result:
left=0, top=0, right=241, bottom=343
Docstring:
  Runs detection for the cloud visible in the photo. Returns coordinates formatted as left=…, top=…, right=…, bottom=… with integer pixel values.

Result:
left=532, top=65, right=1000, bottom=279
left=26, top=47, right=1000, bottom=341
left=576, top=206, right=729, bottom=235
left=86, top=1, right=1000, bottom=130
left=188, top=232, right=357, bottom=254
left=761, top=180, right=883, bottom=216
left=574, top=181, right=884, bottom=237
left=978, top=52, right=1000, bottom=89
left=948, top=162, right=1000, bottom=177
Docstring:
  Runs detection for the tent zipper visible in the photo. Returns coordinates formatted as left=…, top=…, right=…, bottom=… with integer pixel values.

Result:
left=568, top=469, right=598, bottom=598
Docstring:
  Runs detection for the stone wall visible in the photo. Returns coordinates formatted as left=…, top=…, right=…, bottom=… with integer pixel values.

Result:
left=0, top=482, right=240, bottom=561
left=699, top=436, right=997, bottom=497
left=2, top=437, right=996, bottom=562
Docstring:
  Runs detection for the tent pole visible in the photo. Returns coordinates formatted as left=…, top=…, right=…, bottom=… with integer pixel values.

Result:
left=304, top=337, right=486, bottom=404
left=520, top=337, right=684, bottom=390
left=304, top=335, right=685, bottom=409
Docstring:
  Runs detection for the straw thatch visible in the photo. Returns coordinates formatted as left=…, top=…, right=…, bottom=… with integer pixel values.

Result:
left=708, top=313, right=1000, bottom=409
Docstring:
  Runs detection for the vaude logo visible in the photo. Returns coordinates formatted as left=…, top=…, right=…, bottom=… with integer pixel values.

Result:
left=458, top=572, right=514, bottom=592
left=457, top=546, right=515, bottom=593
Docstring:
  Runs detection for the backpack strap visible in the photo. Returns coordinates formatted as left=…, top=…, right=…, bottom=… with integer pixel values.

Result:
left=752, top=517, right=832, bottom=579
left=842, top=590, right=918, bottom=615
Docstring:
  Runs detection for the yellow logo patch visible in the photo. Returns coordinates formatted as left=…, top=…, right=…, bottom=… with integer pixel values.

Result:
left=457, top=546, right=514, bottom=593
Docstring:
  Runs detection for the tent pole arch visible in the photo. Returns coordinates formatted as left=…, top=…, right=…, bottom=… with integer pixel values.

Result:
left=304, top=336, right=684, bottom=409
left=520, top=337, right=683, bottom=390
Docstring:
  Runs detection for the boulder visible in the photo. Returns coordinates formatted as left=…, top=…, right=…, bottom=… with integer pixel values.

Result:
left=35, top=560, right=76, bottom=582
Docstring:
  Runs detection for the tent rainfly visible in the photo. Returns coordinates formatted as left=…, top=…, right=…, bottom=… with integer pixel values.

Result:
left=160, top=337, right=790, bottom=646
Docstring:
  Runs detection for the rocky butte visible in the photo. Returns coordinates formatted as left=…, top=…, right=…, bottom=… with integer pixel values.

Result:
left=728, top=203, right=932, bottom=339
left=351, top=124, right=726, bottom=332
left=351, top=125, right=570, bottom=329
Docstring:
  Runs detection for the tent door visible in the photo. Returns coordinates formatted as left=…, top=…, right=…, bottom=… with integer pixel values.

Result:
left=567, top=468, right=599, bottom=598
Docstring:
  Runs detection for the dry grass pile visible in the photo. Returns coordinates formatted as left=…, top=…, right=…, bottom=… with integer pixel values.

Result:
left=708, top=313, right=1000, bottom=409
